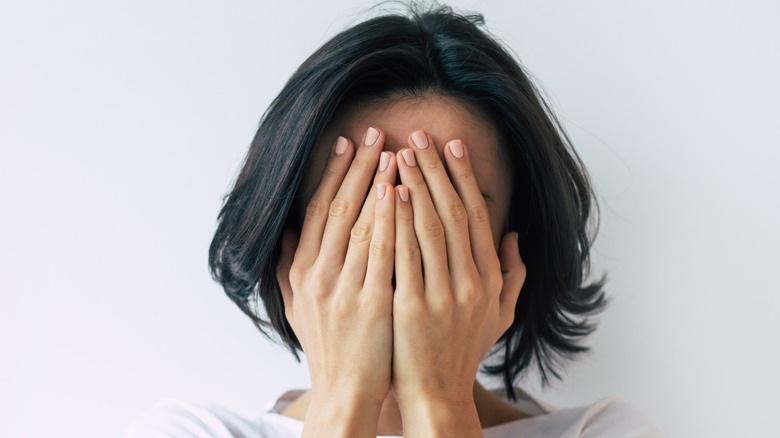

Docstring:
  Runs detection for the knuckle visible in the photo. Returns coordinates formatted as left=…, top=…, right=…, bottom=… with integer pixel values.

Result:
left=422, top=159, right=443, bottom=173
left=329, top=196, right=350, bottom=218
left=518, top=259, right=528, bottom=281
left=456, top=167, right=476, bottom=184
left=460, top=281, right=482, bottom=302
left=420, top=218, right=444, bottom=239
left=350, top=220, right=372, bottom=244
left=309, top=278, right=329, bottom=299
left=432, top=295, right=455, bottom=314
left=333, top=295, right=352, bottom=315
left=394, top=294, right=423, bottom=315
left=504, top=258, right=527, bottom=286
left=288, top=262, right=304, bottom=285
left=398, top=204, right=415, bottom=222
left=469, top=203, right=491, bottom=225
left=487, top=272, right=504, bottom=295
left=368, top=239, right=388, bottom=258
left=444, top=200, right=468, bottom=225
left=373, top=203, right=390, bottom=221
left=305, top=197, right=328, bottom=218
left=397, top=243, right=420, bottom=262
left=349, top=156, right=371, bottom=172
left=307, top=264, right=333, bottom=299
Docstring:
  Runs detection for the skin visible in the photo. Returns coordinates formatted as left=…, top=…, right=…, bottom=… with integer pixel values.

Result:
left=276, top=94, right=529, bottom=436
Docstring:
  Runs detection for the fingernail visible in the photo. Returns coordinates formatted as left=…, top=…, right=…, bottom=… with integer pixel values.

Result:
left=398, top=186, right=409, bottom=202
left=365, top=127, right=379, bottom=146
left=402, top=149, right=416, bottom=167
left=334, top=136, right=348, bottom=155
left=515, top=232, right=520, bottom=242
left=377, top=184, right=387, bottom=200
left=411, top=130, right=428, bottom=149
left=448, top=140, right=464, bottom=158
left=379, top=151, right=390, bottom=172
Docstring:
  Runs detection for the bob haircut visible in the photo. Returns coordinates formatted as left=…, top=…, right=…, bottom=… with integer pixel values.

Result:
left=209, top=2, right=607, bottom=401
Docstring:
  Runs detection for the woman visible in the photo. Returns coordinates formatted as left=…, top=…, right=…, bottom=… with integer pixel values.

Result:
left=125, top=3, right=662, bottom=437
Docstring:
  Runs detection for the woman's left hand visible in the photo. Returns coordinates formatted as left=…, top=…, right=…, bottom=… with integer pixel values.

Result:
left=390, top=130, right=527, bottom=433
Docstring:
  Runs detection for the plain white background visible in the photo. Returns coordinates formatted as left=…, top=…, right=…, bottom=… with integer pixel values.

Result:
left=1, top=1, right=778, bottom=436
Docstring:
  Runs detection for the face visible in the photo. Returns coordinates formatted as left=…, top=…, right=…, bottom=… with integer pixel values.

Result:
left=295, top=94, right=512, bottom=252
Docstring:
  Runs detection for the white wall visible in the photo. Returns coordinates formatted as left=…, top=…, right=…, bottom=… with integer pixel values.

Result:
left=1, top=1, right=777, bottom=437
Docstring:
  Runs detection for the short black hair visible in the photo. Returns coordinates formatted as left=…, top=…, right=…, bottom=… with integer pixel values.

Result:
left=208, top=1, right=607, bottom=401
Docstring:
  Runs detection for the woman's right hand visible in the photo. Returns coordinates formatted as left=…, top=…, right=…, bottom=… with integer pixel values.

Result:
left=276, top=127, right=398, bottom=430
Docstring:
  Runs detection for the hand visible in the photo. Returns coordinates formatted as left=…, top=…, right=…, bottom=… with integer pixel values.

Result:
left=276, top=127, right=398, bottom=409
left=390, top=130, right=526, bottom=409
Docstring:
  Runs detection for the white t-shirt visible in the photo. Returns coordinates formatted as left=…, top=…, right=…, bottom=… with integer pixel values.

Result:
left=123, top=386, right=664, bottom=437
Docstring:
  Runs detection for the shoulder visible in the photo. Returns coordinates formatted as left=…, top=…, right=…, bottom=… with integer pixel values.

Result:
left=123, top=399, right=235, bottom=438
left=552, top=397, right=665, bottom=438
left=123, top=398, right=295, bottom=438
left=491, top=388, right=664, bottom=438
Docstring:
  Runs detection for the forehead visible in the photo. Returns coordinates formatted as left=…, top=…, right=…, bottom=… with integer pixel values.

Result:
left=317, top=94, right=510, bottom=196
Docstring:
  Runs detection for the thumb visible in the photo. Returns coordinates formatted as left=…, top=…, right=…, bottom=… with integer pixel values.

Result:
left=497, top=232, right=526, bottom=325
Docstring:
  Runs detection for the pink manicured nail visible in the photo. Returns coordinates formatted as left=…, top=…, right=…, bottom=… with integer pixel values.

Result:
left=334, top=136, right=348, bottom=155
left=402, top=149, right=416, bottom=167
left=411, top=130, right=429, bottom=149
left=379, top=151, right=390, bottom=172
left=448, top=140, right=464, bottom=158
left=377, top=184, right=387, bottom=200
left=365, top=127, right=379, bottom=146
left=398, top=186, right=409, bottom=203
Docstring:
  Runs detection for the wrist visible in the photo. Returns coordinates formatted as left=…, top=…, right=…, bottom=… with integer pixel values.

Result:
left=304, top=390, right=384, bottom=438
left=395, top=382, right=476, bottom=411
left=398, top=393, right=482, bottom=438
left=310, top=382, right=388, bottom=408
left=309, top=387, right=386, bottom=411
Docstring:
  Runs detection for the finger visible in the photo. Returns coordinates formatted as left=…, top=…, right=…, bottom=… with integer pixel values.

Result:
left=277, top=228, right=300, bottom=330
left=396, top=146, right=450, bottom=297
left=296, top=136, right=354, bottom=268
left=393, top=185, right=423, bottom=297
left=343, top=151, right=397, bottom=281
left=408, top=130, right=476, bottom=281
left=443, top=139, right=500, bottom=280
left=363, top=182, right=395, bottom=290
left=319, top=127, right=385, bottom=264
left=497, top=232, right=525, bottom=327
